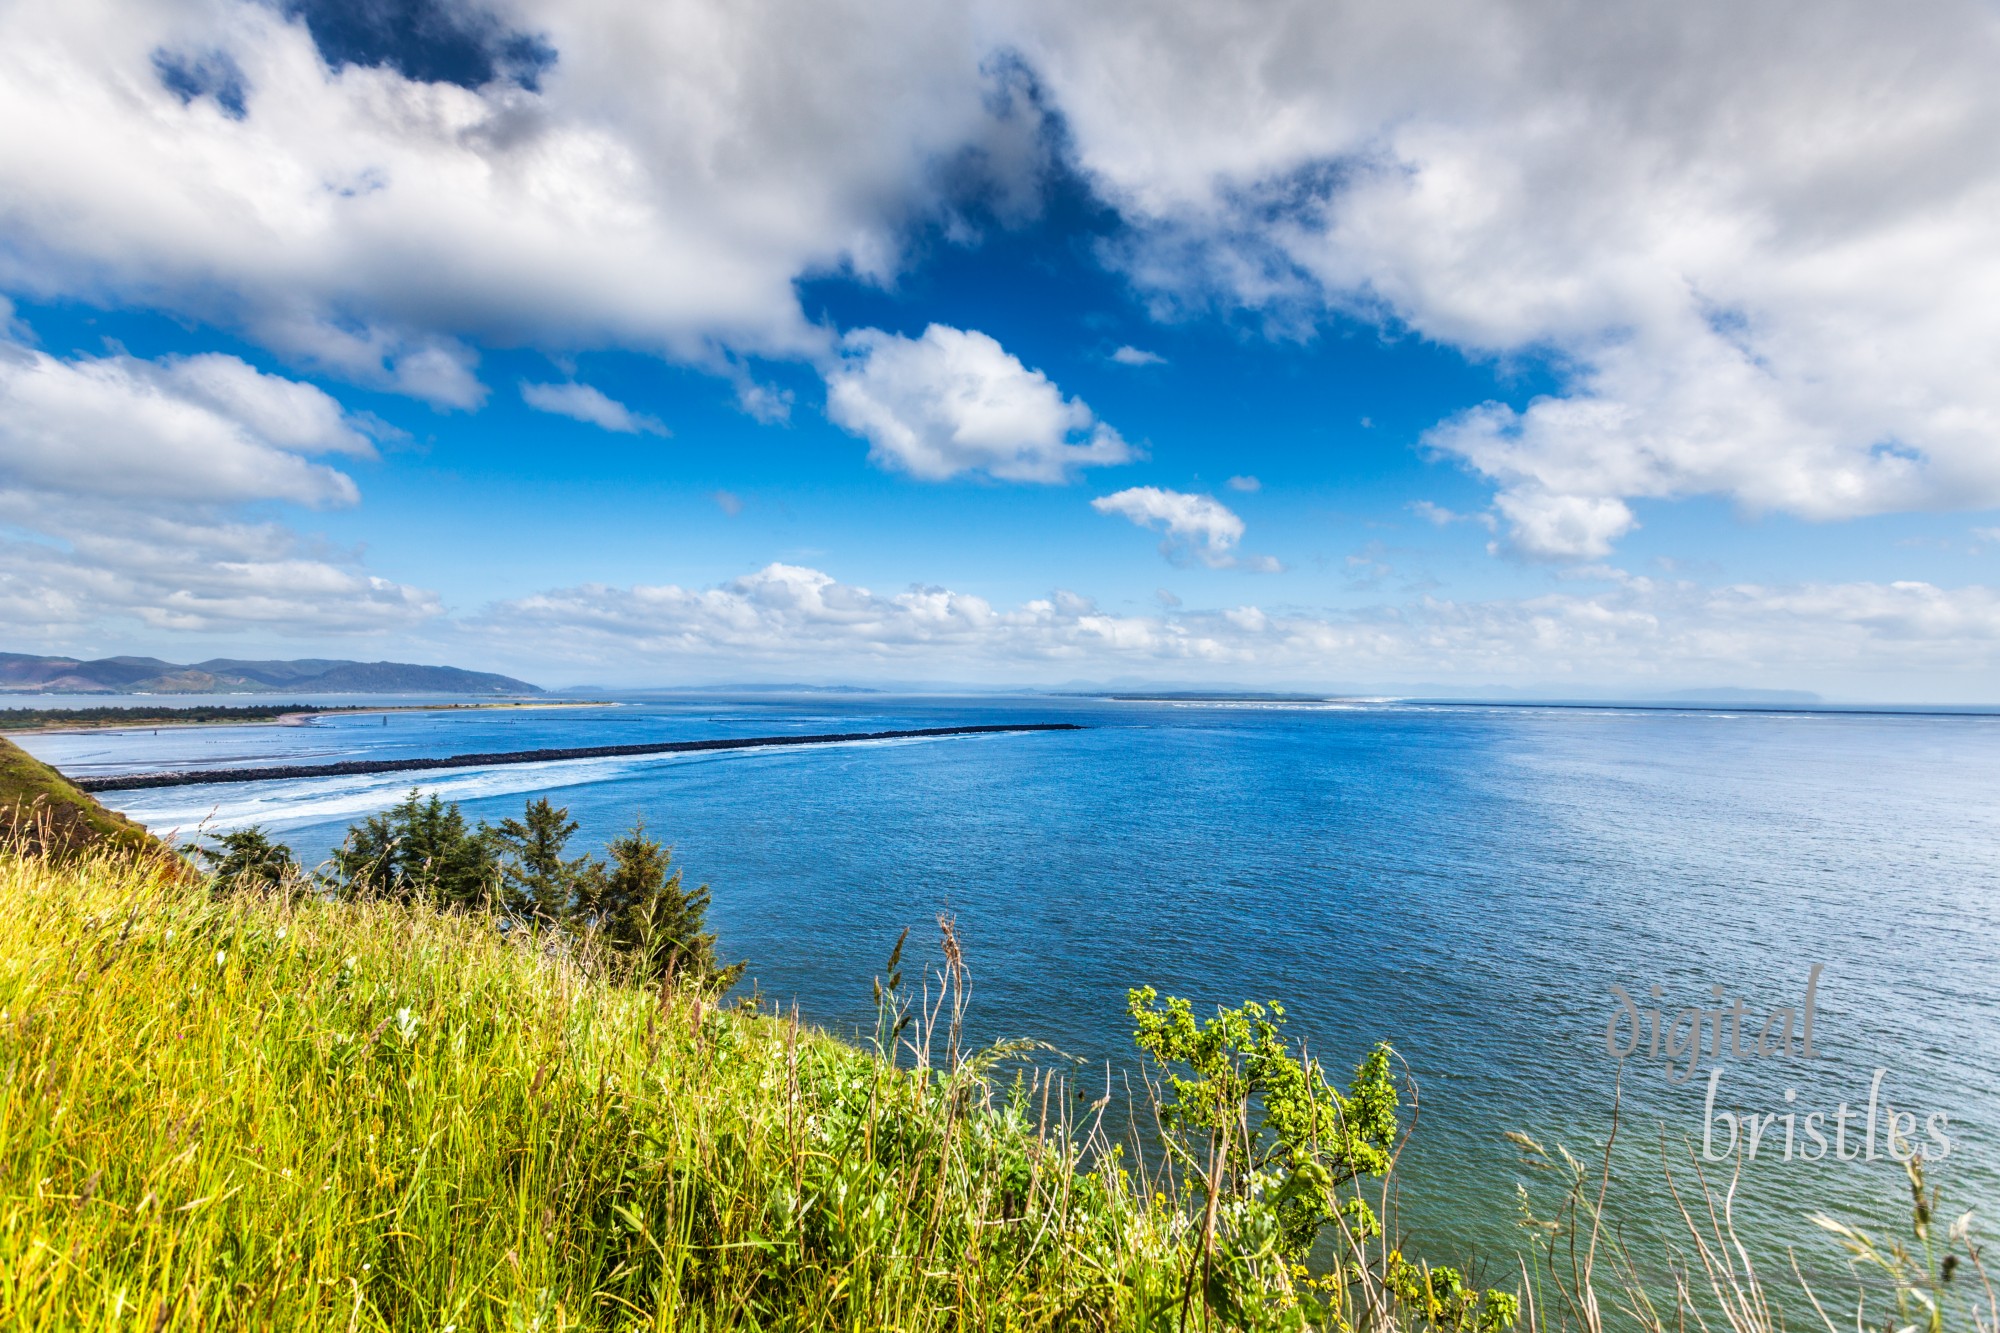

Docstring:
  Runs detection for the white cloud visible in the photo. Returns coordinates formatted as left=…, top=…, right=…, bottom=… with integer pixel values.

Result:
left=1092, top=485, right=1275, bottom=570
left=521, top=381, right=667, bottom=435
left=1489, top=489, right=1637, bottom=561
left=713, top=490, right=744, bottom=516
left=733, top=377, right=794, bottom=426
left=0, top=343, right=368, bottom=505
left=476, top=562, right=2000, bottom=693
left=1110, top=345, right=1166, bottom=366
left=1411, top=499, right=1498, bottom=533
left=0, top=497, right=440, bottom=639
left=826, top=325, right=1134, bottom=482
left=1226, top=475, right=1260, bottom=493
left=0, top=327, right=437, bottom=642
left=7, top=0, right=1998, bottom=570
left=0, top=0, right=1042, bottom=404
left=997, top=0, right=2000, bottom=554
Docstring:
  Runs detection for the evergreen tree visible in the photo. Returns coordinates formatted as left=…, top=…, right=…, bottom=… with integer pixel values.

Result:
left=326, top=796, right=743, bottom=990
left=331, top=789, right=501, bottom=909
left=577, top=818, right=741, bottom=992
left=195, top=826, right=298, bottom=895
left=493, top=797, right=592, bottom=920
left=330, top=806, right=398, bottom=901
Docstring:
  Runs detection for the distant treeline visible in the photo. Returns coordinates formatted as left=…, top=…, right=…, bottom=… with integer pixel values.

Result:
left=0, top=704, right=333, bottom=730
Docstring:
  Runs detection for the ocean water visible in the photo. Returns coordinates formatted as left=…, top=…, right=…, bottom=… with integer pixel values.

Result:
left=19, top=695, right=2000, bottom=1282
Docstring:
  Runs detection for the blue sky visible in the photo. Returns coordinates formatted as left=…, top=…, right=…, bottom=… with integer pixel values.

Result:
left=4, top=0, right=1999, bottom=698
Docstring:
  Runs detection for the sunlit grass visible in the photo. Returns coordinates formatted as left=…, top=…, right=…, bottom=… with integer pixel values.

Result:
left=0, top=844, right=1192, bottom=1330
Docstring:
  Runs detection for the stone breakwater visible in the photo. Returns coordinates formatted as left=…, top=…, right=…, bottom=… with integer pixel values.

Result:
left=73, top=724, right=1087, bottom=792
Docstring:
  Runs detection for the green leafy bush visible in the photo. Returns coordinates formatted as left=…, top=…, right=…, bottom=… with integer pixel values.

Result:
left=1130, top=987, right=1518, bottom=1330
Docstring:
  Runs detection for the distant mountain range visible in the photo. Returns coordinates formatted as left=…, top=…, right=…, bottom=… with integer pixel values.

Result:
left=1656, top=687, right=1822, bottom=704
left=0, top=654, right=541, bottom=696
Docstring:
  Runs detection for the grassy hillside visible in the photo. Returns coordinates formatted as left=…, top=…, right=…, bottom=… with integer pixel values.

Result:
left=0, top=842, right=1985, bottom=1331
left=0, top=736, right=160, bottom=857
left=0, top=845, right=1203, bottom=1330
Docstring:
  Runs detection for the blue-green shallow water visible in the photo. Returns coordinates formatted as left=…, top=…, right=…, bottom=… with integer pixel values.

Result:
left=21, top=695, right=2000, bottom=1286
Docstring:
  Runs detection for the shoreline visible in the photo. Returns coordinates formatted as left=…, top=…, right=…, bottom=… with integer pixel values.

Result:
left=1, top=700, right=611, bottom=736
left=71, top=722, right=1085, bottom=792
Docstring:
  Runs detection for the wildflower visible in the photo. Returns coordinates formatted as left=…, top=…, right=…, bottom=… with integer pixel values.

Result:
left=215, top=950, right=227, bottom=968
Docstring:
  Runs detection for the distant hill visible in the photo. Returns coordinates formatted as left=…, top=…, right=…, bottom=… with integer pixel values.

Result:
left=0, top=654, right=541, bottom=696
left=1658, top=687, right=1823, bottom=704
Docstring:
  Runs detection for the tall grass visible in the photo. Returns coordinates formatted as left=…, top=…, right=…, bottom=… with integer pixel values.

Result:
left=0, top=843, right=1202, bottom=1329
left=0, top=839, right=1990, bottom=1331
left=1506, top=1116, right=1996, bottom=1333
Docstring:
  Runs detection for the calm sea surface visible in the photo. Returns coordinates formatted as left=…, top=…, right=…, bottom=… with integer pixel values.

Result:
left=19, top=694, right=2000, bottom=1280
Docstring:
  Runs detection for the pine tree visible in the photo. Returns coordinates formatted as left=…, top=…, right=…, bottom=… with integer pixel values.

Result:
left=330, top=804, right=399, bottom=901
left=195, top=826, right=298, bottom=895
left=493, top=797, right=592, bottom=921
left=331, top=789, right=501, bottom=909
left=577, top=818, right=741, bottom=992
left=326, top=797, right=742, bottom=991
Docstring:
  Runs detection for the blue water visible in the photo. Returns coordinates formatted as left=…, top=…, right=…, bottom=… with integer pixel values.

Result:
left=20, top=695, right=2000, bottom=1283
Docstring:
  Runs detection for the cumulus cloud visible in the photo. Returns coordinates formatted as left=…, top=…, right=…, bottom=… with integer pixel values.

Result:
left=1489, top=489, right=1637, bottom=561
left=826, top=325, right=1134, bottom=482
left=998, top=0, right=2000, bottom=553
left=0, top=328, right=437, bottom=642
left=1411, top=500, right=1499, bottom=533
left=1092, top=485, right=1277, bottom=570
left=0, top=0, right=1044, bottom=404
left=1110, top=345, right=1166, bottom=366
left=12, top=0, right=1999, bottom=557
left=1226, top=475, right=1260, bottom=493
left=0, top=503, right=442, bottom=637
left=0, top=343, right=370, bottom=505
left=733, top=378, right=795, bottom=426
left=520, top=380, right=667, bottom=435
left=475, top=562, right=2000, bottom=692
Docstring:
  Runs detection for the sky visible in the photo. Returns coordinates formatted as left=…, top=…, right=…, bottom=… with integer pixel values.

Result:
left=3, top=0, right=2000, bottom=699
